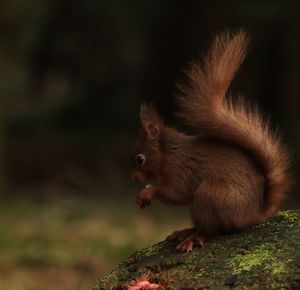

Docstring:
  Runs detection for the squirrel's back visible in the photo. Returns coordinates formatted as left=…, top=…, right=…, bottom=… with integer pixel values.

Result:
left=177, top=30, right=292, bottom=220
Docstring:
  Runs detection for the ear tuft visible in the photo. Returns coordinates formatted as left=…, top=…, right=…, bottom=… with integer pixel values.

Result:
left=140, top=103, right=160, bottom=124
left=139, top=103, right=162, bottom=145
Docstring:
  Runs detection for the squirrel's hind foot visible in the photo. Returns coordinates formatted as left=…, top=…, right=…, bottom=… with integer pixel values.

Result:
left=175, top=232, right=206, bottom=253
left=166, top=227, right=195, bottom=241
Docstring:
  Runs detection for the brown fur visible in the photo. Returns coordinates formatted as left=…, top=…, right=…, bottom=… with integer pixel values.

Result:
left=131, top=30, right=292, bottom=240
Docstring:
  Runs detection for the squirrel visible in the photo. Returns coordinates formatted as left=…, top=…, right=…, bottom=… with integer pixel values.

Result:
left=131, top=30, right=292, bottom=252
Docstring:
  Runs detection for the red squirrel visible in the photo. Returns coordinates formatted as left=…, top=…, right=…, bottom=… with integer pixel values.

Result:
left=131, top=30, right=292, bottom=252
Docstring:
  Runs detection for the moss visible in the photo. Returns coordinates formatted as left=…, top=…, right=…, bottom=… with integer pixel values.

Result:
left=142, top=243, right=163, bottom=257
left=94, top=210, right=300, bottom=289
left=265, top=259, right=290, bottom=275
left=226, top=243, right=290, bottom=275
left=273, top=210, right=299, bottom=222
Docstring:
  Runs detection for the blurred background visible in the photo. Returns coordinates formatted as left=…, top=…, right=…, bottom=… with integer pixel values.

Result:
left=0, top=0, right=299, bottom=289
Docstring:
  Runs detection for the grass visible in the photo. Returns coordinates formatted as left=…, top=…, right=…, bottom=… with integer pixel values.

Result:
left=0, top=194, right=190, bottom=290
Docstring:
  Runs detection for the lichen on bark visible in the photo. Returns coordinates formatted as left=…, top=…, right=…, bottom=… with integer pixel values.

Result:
left=93, top=210, right=300, bottom=289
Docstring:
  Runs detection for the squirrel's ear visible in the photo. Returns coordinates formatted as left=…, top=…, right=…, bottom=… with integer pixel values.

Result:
left=140, top=103, right=162, bottom=145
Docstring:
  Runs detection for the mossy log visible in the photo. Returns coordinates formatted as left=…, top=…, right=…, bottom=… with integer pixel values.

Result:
left=94, top=210, right=300, bottom=289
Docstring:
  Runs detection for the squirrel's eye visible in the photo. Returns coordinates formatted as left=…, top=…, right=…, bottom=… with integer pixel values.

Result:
left=135, top=154, right=146, bottom=166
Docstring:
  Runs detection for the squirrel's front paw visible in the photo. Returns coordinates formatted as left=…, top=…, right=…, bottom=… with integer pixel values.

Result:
left=136, top=196, right=151, bottom=209
left=136, top=185, right=153, bottom=209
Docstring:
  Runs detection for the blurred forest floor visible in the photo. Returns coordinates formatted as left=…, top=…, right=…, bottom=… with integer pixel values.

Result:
left=0, top=195, right=190, bottom=290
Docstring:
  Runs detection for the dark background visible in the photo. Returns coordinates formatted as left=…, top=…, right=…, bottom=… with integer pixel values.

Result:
left=1, top=0, right=299, bottom=201
left=0, top=1, right=299, bottom=289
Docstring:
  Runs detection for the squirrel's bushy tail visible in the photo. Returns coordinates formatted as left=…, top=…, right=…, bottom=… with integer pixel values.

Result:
left=177, top=30, right=291, bottom=219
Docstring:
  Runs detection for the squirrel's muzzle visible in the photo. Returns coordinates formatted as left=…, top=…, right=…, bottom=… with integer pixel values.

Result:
left=131, top=170, right=147, bottom=183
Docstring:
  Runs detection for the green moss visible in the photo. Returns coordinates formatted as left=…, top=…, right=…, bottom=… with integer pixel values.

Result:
left=226, top=243, right=289, bottom=275
left=265, top=259, right=290, bottom=275
left=273, top=210, right=300, bottom=223
left=143, top=243, right=163, bottom=257
left=227, top=244, right=272, bottom=273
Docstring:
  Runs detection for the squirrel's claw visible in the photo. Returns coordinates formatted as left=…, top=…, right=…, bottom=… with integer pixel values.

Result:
left=136, top=196, right=151, bottom=209
left=136, top=186, right=154, bottom=209
left=176, top=233, right=206, bottom=253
